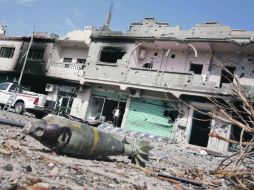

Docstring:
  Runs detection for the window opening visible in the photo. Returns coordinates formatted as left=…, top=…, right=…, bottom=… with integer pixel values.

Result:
left=189, top=64, right=203, bottom=74
left=77, top=58, right=86, bottom=64
left=63, top=57, right=72, bottom=63
left=0, top=47, right=15, bottom=58
left=100, top=47, right=125, bottom=63
left=143, top=63, right=153, bottom=69
left=189, top=110, right=211, bottom=147
left=220, top=66, right=235, bottom=88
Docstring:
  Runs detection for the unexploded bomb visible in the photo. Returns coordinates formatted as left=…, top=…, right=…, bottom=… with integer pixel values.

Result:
left=1, top=115, right=153, bottom=167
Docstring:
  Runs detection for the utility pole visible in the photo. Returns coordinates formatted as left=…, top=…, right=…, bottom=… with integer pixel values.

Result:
left=18, top=29, right=34, bottom=85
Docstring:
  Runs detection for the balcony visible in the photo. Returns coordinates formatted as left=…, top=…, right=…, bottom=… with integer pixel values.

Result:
left=46, top=62, right=84, bottom=81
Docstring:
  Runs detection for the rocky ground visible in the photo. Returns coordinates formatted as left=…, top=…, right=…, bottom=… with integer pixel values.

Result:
left=0, top=110, right=232, bottom=190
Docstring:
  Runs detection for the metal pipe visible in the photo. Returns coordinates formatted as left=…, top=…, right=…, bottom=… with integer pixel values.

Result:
left=18, top=32, right=34, bottom=85
left=0, top=118, right=26, bottom=128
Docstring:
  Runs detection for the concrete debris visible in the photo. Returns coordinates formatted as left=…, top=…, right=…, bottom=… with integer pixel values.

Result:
left=0, top=110, right=236, bottom=189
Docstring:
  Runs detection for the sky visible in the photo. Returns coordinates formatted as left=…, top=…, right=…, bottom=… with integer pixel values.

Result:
left=0, top=0, right=254, bottom=37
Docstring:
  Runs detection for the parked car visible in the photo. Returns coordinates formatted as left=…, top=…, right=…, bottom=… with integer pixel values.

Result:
left=0, top=82, right=47, bottom=118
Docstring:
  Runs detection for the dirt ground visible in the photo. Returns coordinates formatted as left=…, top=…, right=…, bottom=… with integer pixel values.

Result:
left=0, top=110, right=231, bottom=190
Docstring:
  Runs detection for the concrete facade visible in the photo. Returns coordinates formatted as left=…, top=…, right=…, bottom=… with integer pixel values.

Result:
left=79, top=18, right=254, bottom=152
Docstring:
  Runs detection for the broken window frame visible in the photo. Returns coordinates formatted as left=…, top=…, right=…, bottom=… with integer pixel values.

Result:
left=0, top=47, right=15, bottom=58
left=220, top=66, right=236, bottom=88
left=189, top=63, right=203, bottom=74
left=99, top=46, right=125, bottom=64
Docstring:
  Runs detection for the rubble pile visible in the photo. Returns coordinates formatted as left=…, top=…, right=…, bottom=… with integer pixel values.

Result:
left=0, top=111, right=231, bottom=190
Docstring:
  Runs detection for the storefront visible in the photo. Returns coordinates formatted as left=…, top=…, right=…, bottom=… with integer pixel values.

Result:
left=86, top=90, right=128, bottom=127
left=125, top=98, right=177, bottom=138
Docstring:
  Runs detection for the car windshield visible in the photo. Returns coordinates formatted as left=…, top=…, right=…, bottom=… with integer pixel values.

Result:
left=0, top=82, right=11, bottom=91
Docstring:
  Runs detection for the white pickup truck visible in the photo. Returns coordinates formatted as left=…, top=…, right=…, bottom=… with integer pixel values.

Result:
left=0, top=82, right=47, bottom=118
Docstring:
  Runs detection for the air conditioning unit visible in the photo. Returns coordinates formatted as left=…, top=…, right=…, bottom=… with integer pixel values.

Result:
left=129, top=88, right=141, bottom=98
left=45, top=84, right=55, bottom=92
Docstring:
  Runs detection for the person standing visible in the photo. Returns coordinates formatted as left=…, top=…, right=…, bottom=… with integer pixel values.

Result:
left=112, top=106, right=121, bottom=127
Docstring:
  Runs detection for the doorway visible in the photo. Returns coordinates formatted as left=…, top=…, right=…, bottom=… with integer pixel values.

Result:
left=57, top=96, right=73, bottom=115
left=86, top=96, right=126, bottom=127
left=189, top=110, right=211, bottom=147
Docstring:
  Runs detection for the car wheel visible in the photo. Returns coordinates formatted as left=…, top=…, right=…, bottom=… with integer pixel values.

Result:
left=15, top=102, right=25, bottom=114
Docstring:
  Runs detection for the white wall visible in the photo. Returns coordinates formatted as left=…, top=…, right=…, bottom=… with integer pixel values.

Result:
left=70, top=88, right=91, bottom=119
left=0, top=40, right=23, bottom=71
left=60, top=47, right=88, bottom=63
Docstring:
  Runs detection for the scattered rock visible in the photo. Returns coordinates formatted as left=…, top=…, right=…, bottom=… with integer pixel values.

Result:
left=49, top=166, right=59, bottom=177
left=2, top=163, right=13, bottom=171
left=200, top=150, right=208, bottom=156
left=25, top=165, right=32, bottom=172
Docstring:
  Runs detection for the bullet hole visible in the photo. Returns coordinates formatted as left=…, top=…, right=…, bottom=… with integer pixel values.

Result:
left=154, top=52, right=158, bottom=56
left=96, top=68, right=98, bottom=70
left=240, top=73, right=245, bottom=78
left=171, top=54, right=176, bottom=58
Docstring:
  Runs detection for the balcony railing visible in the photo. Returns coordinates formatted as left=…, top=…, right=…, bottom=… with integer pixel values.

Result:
left=46, top=62, right=84, bottom=81
left=49, top=63, right=84, bottom=70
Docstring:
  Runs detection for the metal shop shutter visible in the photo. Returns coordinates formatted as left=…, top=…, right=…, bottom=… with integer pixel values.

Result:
left=125, top=98, right=174, bottom=138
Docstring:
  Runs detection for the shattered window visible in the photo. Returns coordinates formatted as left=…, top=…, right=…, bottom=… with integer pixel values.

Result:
left=99, top=47, right=125, bottom=63
left=220, top=66, right=235, bottom=87
left=0, top=47, right=15, bottom=58
left=189, top=64, right=203, bottom=74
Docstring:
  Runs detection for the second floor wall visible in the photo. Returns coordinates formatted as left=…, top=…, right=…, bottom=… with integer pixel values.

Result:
left=82, top=38, right=254, bottom=97
left=0, top=39, right=23, bottom=72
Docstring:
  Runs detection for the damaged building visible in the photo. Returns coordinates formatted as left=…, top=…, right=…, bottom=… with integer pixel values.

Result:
left=1, top=18, right=254, bottom=153
left=0, top=26, right=94, bottom=115
left=77, top=18, right=254, bottom=152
